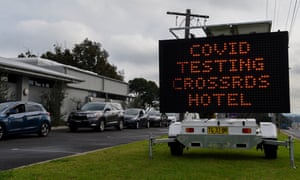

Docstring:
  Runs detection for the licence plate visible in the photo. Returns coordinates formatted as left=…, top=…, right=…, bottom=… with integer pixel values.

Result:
left=208, top=127, right=228, bottom=134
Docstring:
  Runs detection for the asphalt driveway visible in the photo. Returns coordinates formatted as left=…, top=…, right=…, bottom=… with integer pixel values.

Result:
left=0, top=126, right=168, bottom=170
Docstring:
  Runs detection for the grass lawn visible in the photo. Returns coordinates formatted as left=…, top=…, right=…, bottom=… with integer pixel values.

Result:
left=0, top=132, right=299, bottom=180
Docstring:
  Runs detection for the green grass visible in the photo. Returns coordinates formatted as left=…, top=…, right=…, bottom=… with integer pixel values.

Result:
left=0, top=132, right=299, bottom=180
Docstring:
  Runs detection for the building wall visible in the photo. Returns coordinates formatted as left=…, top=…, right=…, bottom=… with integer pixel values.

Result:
left=66, top=68, right=128, bottom=96
left=7, top=82, right=17, bottom=100
left=66, top=68, right=104, bottom=91
left=103, top=79, right=128, bottom=95
left=5, top=78, right=51, bottom=106
left=29, top=85, right=50, bottom=105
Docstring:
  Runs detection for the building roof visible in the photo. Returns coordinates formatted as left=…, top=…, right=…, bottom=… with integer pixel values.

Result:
left=0, top=57, right=83, bottom=83
left=10, top=57, right=98, bottom=76
left=11, top=57, right=127, bottom=85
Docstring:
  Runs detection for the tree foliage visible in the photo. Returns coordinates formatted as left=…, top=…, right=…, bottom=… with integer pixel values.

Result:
left=0, top=73, right=8, bottom=102
left=40, top=38, right=124, bottom=81
left=18, top=50, right=37, bottom=58
left=128, top=78, right=159, bottom=107
left=41, top=81, right=66, bottom=126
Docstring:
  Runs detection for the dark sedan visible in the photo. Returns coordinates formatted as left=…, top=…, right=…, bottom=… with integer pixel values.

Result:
left=147, top=110, right=164, bottom=127
left=0, top=101, right=51, bottom=140
left=124, top=108, right=150, bottom=129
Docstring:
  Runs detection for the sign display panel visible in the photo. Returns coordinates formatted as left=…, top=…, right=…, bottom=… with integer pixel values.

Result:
left=159, top=32, right=289, bottom=113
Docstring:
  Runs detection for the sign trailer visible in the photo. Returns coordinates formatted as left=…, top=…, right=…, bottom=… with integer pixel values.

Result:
left=151, top=22, right=295, bottom=167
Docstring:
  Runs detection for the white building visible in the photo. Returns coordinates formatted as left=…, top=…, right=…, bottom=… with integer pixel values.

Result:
left=0, top=57, right=129, bottom=119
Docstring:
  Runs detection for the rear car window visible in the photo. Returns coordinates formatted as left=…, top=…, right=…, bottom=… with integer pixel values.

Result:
left=26, top=104, right=44, bottom=112
left=81, top=103, right=105, bottom=111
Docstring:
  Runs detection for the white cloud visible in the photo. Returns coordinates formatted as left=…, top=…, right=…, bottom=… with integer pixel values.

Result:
left=107, top=34, right=158, bottom=82
left=15, top=19, right=99, bottom=51
left=109, top=34, right=156, bottom=60
left=0, top=0, right=299, bottom=112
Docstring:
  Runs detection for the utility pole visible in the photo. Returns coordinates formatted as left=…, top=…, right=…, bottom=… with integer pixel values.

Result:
left=166, top=9, right=209, bottom=121
left=167, top=9, right=209, bottom=39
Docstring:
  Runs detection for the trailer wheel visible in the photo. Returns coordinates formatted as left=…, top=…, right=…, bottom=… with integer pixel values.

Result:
left=263, top=144, right=278, bottom=159
left=169, top=142, right=184, bottom=156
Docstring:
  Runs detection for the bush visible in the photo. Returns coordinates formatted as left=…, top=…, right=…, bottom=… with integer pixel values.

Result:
left=41, top=81, right=66, bottom=126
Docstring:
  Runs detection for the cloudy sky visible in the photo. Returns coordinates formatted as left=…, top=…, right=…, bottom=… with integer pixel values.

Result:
left=0, top=0, right=299, bottom=113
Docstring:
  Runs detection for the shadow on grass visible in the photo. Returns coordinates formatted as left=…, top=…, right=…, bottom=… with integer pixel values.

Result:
left=181, top=150, right=266, bottom=161
left=151, top=145, right=268, bottom=161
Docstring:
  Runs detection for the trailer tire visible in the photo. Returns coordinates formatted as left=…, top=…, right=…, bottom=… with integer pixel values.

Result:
left=169, top=142, right=184, bottom=156
left=263, top=144, right=278, bottom=159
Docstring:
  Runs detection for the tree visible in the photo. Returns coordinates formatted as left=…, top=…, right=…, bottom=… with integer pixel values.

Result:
left=128, top=78, right=159, bottom=108
left=41, top=81, right=66, bottom=126
left=41, top=45, right=77, bottom=67
left=129, top=78, right=148, bottom=95
left=0, top=73, right=8, bottom=102
left=41, top=39, right=124, bottom=81
left=18, top=50, right=37, bottom=58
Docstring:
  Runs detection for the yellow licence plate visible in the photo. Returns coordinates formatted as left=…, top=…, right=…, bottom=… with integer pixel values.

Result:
left=208, top=127, right=228, bottom=134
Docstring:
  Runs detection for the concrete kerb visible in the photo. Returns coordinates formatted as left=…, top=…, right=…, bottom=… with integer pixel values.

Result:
left=51, top=125, right=68, bottom=130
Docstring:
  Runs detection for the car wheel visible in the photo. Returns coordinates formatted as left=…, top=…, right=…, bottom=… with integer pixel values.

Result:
left=135, top=121, right=140, bottom=129
left=0, top=124, right=5, bottom=140
left=146, top=121, right=150, bottom=128
left=39, top=122, right=50, bottom=137
left=118, top=120, right=124, bottom=130
left=99, top=120, right=105, bottom=132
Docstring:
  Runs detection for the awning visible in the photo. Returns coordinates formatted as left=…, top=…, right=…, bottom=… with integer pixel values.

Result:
left=0, top=57, right=83, bottom=83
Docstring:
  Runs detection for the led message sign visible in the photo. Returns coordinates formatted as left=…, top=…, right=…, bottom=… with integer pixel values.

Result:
left=159, top=32, right=289, bottom=113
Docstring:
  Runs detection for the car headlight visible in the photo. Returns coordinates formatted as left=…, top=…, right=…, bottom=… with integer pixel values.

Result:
left=87, top=113, right=97, bottom=118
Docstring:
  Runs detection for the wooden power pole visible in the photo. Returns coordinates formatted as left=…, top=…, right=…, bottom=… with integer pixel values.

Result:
left=167, top=9, right=209, bottom=39
left=166, top=9, right=209, bottom=121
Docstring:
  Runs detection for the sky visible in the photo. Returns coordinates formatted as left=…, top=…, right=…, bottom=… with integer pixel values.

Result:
left=0, top=0, right=299, bottom=113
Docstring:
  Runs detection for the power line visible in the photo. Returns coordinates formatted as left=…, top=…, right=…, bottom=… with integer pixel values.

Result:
left=272, top=0, right=278, bottom=31
left=167, top=9, right=209, bottom=39
left=285, top=0, right=293, bottom=30
left=266, top=0, right=269, bottom=19
left=289, top=0, right=300, bottom=36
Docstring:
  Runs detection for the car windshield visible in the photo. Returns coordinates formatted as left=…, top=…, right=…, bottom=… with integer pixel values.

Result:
left=148, top=111, right=160, bottom=116
left=125, top=109, right=140, bottom=115
left=0, top=102, right=12, bottom=112
left=81, top=103, right=105, bottom=111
